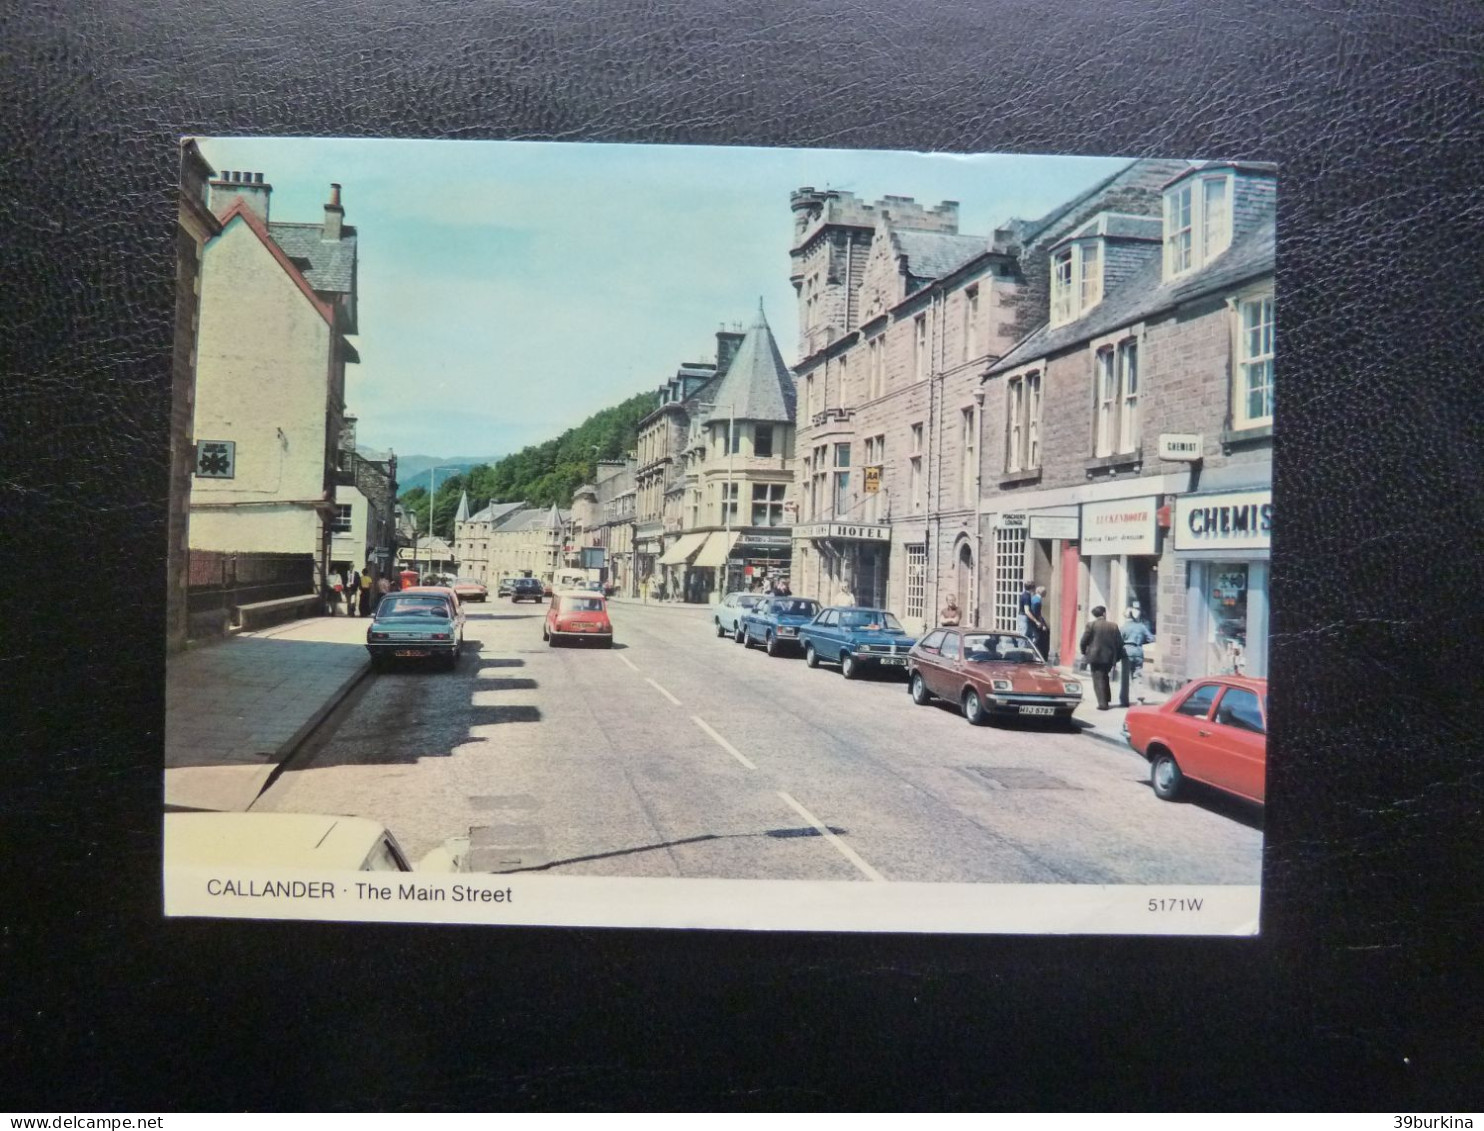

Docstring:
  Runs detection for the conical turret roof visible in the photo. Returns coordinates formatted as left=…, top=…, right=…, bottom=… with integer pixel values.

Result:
left=703, top=304, right=795, bottom=425
left=454, top=490, right=470, bottom=524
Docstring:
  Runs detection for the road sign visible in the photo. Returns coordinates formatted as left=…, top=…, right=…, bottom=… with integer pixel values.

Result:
left=863, top=464, right=882, bottom=494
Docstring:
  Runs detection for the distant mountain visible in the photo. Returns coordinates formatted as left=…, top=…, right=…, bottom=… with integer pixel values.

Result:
left=395, top=455, right=501, bottom=492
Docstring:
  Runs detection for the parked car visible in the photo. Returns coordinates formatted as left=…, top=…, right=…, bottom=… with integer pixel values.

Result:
left=740, top=597, right=822, bottom=656
left=164, top=811, right=462, bottom=872
left=712, top=591, right=764, bottom=638
left=450, top=576, right=488, bottom=602
left=798, top=606, right=917, bottom=679
left=544, top=590, right=613, bottom=647
left=366, top=591, right=464, bottom=670
left=1123, top=676, right=1267, bottom=805
left=510, top=577, right=544, bottom=603
left=907, top=627, right=1083, bottom=725
left=497, top=578, right=515, bottom=598
left=542, top=581, right=554, bottom=597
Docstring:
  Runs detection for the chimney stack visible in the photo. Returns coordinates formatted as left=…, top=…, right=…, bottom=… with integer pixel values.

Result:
left=207, top=169, right=272, bottom=222
left=323, top=182, right=344, bottom=241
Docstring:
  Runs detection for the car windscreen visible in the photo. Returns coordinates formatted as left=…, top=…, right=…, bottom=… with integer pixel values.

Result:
left=840, top=610, right=903, bottom=631
left=963, top=633, right=1040, bottom=662
left=773, top=600, right=820, bottom=617
left=737, top=595, right=761, bottom=607
left=561, top=597, right=605, bottom=612
left=378, top=597, right=452, bottom=618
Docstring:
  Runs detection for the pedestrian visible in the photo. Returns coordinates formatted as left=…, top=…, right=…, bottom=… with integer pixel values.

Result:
left=939, top=594, right=961, bottom=627
left=777, top=578, right=791, bottom=597
left=1030, top=585, right=1051, bottom=661
left=357, top=565, right=373, bottom=617
left=833, top=579, right=854, bottom=607
left=373, top=572, right=391, bottom=614
left=1017, top=580, right=1036, bottom=639
left=1118, top=606, right=1155, bottom=706
left=1079, top=605, right=1127, bottom=711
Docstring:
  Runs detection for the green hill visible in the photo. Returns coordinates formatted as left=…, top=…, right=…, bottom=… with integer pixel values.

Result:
left=399, top=389, right=656, bottom=538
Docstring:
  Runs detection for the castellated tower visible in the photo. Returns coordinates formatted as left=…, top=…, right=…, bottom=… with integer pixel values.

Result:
left=789, top=187, right=960, bottom=360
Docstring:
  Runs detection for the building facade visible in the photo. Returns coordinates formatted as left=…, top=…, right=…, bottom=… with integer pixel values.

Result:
left=330, top=419, right=398, bottom=579
left=980, top=161, right=1276, bottom=688
left=189, top=172, right=359, bottom=582
left=452, top=497, right=527, bottom=585
left=454, top=503, right=569, bottom=587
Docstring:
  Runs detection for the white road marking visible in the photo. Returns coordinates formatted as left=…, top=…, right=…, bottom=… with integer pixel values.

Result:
left=645, top=677, right=681, bottom=706
left=776, top=790, right=886, bottom=882
left=691, top=715, right=756, bottom=770
left=616, top=653, right=639, bottom=671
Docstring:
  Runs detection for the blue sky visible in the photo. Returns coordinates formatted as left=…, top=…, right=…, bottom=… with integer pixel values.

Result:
left=196, top=138, right=1133, bottom=458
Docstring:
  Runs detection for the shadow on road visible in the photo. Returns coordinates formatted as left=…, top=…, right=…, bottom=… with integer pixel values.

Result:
left=474, top=657, right=526, bottom=668
left=1135, top=779, right=1265, bottom=831
left=490, top=824, right=850, bottom=873
left=467, top=704, right=542, bottom=726
left=473, top=677, right=538, bottom=692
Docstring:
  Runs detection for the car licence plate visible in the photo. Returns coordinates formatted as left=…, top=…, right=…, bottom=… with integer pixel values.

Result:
left=395, top=648, right=431, bottom=658
left=1019, top=705, right=1056, bottom=716
left=879, top=657, right=907, bottom=667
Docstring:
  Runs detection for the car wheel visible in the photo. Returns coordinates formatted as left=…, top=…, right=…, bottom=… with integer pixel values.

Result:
left=1150, top=750, right=1183, bottom=800
left=841, top=653, right=858, bottom=680
left=715, top=619, right=726, bottom=638
left=734, top=623, right=746, bottom=644
left=765, top=634, right=779, bottom=657
left=910, top=672, right=931, bottom=705
left=962, top=687, right=988, bottom=726
left=804, top=644, right=819, bottom=668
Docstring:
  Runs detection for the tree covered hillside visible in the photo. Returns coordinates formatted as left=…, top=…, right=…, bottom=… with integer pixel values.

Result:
left=400, top=389, right=657, bottom=539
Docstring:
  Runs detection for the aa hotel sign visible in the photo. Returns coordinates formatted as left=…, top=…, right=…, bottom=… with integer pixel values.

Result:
left=1080, top=497, right=1158, bottom=555
left=1173, top=489, right=1273, bottom=552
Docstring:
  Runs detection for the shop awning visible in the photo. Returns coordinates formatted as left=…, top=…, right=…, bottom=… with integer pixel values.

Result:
left=692, top=531, right=737, bottom=569
left=656, top=531, right=708, bottom=566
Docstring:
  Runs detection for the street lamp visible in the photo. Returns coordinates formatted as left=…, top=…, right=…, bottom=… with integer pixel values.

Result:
left=422, top=465, right=460, bottom=579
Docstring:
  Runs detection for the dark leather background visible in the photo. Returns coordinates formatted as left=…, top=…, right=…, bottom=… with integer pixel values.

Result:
left=4, top=0, right=1481, bottom=1111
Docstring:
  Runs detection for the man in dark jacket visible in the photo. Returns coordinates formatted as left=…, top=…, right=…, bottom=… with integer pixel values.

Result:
left=1079, top=605, right=1127, bottom=711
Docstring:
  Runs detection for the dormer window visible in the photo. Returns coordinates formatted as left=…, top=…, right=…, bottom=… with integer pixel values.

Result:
left=1165, top=172, right=1234, bottom=279
left=1050, top=240, right=1102, bottom=328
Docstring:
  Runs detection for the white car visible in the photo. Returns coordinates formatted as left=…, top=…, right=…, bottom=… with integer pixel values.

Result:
left=164, top=812, right=466, bottom=872
left=712, top=591, right=764, bottom=639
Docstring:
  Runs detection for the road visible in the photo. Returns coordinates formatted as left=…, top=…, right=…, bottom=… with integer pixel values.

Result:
left=254, top=599, right=1263, bottom=884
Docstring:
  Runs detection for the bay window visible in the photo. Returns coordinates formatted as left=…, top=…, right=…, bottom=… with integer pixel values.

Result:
left=1165, top=173, right=1234, bottom=279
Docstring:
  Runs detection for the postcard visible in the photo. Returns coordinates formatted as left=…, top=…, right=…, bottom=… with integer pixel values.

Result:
left=164, top=137, right=1272, bottom=934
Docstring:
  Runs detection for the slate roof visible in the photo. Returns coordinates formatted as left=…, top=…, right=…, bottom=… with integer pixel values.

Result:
left=990, top=199, right=1275, bottom=375
left=894, top=229, right=990, bottom=282
left=466, top=500, right=526, bottom=525
left=702, top=307, right=795, bottom=424
left=268, top=222, right=358, bottom=294
left=495, top=506, right=571, bottom=533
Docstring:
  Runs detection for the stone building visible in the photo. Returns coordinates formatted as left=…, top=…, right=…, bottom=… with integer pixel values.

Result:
left=329, top=417, right=398, bottom=580
left=981, top=161, right=1276, bottom=688
left=453, top=496, right=526, bottom=585
left=456, top=502, right=570, bottom=588
left=787, top=162, right=1189, bottom=633
left=167, top=139, right=222, bottom=650
left=592, top=458, right=638, bottom=595
left=189, top=171, right=359, bottom=578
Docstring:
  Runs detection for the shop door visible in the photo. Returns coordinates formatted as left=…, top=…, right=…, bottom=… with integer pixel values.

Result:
left=1059, top=542, right=1080, bottom=664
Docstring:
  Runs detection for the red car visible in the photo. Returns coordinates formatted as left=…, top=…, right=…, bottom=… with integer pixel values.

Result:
left=906, top=627, right=1083, bottom=725
left=450, top=577, right=488, bottom=602
left=1123, top=676, right=1267, bottom=805
left=543, top=591, right=613, bottom=647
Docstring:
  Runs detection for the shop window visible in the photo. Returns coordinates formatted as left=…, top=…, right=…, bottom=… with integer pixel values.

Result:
left=754, top=426, right=774, bottom=458
left=1236, top=295, right=1275, bottom=428
left=993, top=526, right=1027, bottom=632
left=1207, top=563, right=1250, bottom=675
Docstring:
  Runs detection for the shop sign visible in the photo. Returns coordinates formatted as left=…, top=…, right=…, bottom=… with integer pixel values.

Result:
left=737, top=533, right=791, bottom=548
left=1173, top=489, right=1272, bottom=552
left=998, top=512, right=1027, bottom=529
left=1081, top=497, right=1158, bottom=555
left=1158, top=433, right=1204, bottom=461
left=794, top=522, right=890, bottom=542
left=1027, top=514, right=1079, bottom=541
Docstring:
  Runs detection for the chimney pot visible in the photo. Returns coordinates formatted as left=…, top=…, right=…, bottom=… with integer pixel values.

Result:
left=330, top=182, right=342, bottom=207
left=255, top=172, right=264, bottom=184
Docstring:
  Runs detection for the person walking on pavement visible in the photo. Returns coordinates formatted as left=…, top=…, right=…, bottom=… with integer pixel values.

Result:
left=1118, top=606, right=1155, bottom=706
left=939, top=594, right=962, bottom=626
left=1079, top=605, right=1127, bottom=711
left=1017, top=580, right=1036, bottom=639
left=358, top=566, right=373, bottom=617
left=1030, top=585, right=1051, bottom=660
left=373, top=572, right=391, bottom=614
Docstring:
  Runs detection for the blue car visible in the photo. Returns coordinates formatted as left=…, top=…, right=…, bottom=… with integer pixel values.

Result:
left=740, top=597, right=822, bottom=657
left=797, top=606, right=918, bottom=680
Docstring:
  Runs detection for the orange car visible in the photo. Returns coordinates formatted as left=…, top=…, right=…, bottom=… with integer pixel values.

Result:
left=543, top=590, right=613, bottom=648
left=1123, top=676, right=1267, bottom=805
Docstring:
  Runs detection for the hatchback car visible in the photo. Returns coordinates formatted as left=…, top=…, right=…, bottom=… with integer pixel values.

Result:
left=450, top=577, right=488, bottom=602
left=798, top=606, right=917, bottom=679
left=1124, top=676, right=1267, bottom=805
left=497, top=578, right=515, bottom=597
left=510, top=577, right=544, bottom=603
left=740, top=597, right=823, bottom=656
left=907, top=627, right=1083, bottom=725
left=366, top=592, right=464, bottom=670
left=544, top=591, right=613, bottom=647
left=712, top=591, right=763, bottom=638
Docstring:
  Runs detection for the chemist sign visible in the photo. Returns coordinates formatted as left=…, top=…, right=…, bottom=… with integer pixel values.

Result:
left=1080, top=497, right=1158, bottom=556
left=1173, top=489, right=1272, bottom=552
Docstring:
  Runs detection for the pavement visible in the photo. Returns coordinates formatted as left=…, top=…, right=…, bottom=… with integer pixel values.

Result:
left=164, top=612, right=373, bottom=812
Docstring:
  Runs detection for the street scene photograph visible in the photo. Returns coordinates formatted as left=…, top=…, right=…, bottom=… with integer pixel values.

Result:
left=163, top=137, right=1274, bottom=933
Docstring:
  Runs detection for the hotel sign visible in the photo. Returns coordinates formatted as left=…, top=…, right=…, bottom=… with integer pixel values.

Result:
left=1080, top=497, right=1158, bottom=556
left=794, top=522, right=890, bottom=543
left=1173, top=489, right=1272, bottom=552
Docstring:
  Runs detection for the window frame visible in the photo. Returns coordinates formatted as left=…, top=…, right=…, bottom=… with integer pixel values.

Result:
left=1234, top=289, right=1275, bottom=429
left=1165, top=171, right=1235, bottom=279
left=1004, top=363, right=1044, bottom=474
left=1090, top=328, right=1143, bottom=458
